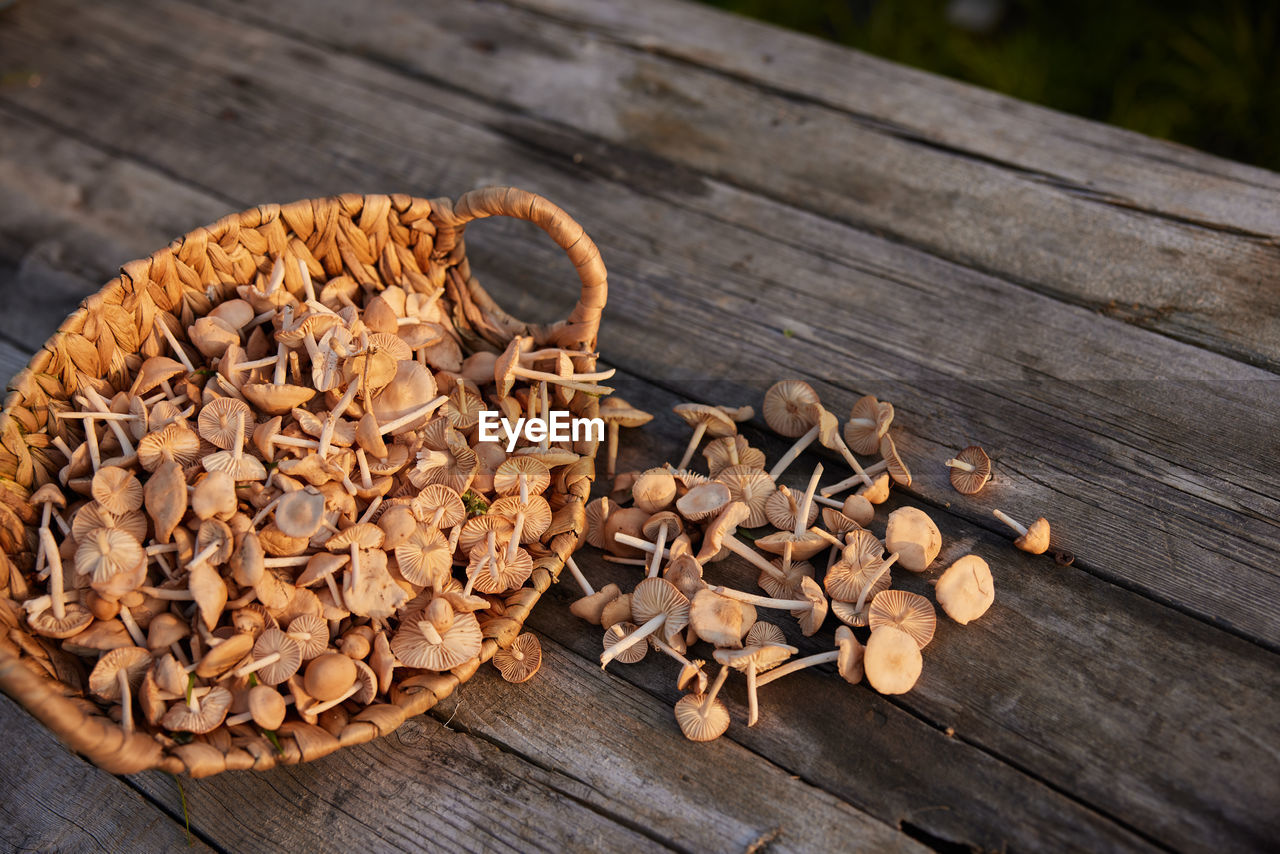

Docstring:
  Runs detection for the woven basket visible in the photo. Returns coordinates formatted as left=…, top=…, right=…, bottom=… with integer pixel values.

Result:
left=0, top=186, right=606, bottom=777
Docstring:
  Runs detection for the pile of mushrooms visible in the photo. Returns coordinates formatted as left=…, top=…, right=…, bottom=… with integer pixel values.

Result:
left=14, top=255, right=608, bottom=745
left=567, top=380, right=1015, bottom=742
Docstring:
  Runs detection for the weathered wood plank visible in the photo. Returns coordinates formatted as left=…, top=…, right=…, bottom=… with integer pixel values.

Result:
left=0, top=695, right=210, bottom=854
left=4, top=0, right=1279, bottom=653
left=550, top=372, right=1280, bottom=854
left=427, top=638, right=925, bottom=854
left=490, top=0, right=1280, bottom=368
left=130, top=710, right=675, bottom=854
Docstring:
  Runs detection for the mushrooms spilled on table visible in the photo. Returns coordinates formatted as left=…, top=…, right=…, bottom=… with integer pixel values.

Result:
left=569, top=379, right=1054, bottom=743
left=12, top=254, right=614, bottom=744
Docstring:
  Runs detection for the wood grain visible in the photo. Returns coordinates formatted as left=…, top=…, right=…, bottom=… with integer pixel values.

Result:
left=2, top=0, right=1278, bottom=653
left=0, top=695, right=207, bottom=854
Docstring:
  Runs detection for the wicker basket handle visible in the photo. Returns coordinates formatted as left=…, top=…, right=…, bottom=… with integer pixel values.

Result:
left=447, top=186, right=606, bottom=351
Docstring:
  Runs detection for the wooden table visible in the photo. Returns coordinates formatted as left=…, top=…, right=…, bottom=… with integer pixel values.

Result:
left=1, top=1, right=1277, bottom=851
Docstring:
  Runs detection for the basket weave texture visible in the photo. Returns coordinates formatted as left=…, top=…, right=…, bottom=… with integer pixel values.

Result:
left=0, top=186, right=605, bottom=776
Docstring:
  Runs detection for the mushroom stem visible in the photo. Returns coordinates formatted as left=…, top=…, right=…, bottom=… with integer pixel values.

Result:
left=647, top=523, right=670, bottom=579
left=812, top=495, right=846, bottom=510
left=602, top=556, right=649, bottom=566
left=22, top=589, right=81, bottom=615
left=84, top=417, right=102, bottom=472
left=746, top=663, right=760, bottom=727
left=188, top=542, right=219, bottom=570
left=561, top=556, right=595, bottom=596
left=945, top=458, right=976, bottom=472
left=605, top=424, right=620, bottom=479
left=272, top=342, right=289, bottom=386
left=138, top=586, right=196, bottom=600
left=355, top=448, right=372, bottom=489
left=794, top=464, right=823, bottom=538
left=675, top=421, right=709, bottom=471
left=308, top=681, right=360, bottom=716
left=612, top=532, right=675, bottom=561
left=378, top=396, right=448, bottom=435
left=417, top=619, right=444, bottom=646
left=117, top=668, right=134, bottom=736
left=511, top=364, right=616, bottom=388
left=768, top=424, right=818, bottom=479
left=232, top=652, right=281, bottom=679
left=819, top=461, right=888, bottom=496
left=358, top=496, right=382, bottom=524
left=701, top=665, right=730, bottom=714
left=507, top=511, right=526, bottom=563
left=39, top=528, right=66, bottom=621
left=720, top=536, right=787, bottom=581
left=599, top=612, right=666, bottom=669
left=487, top=533, right=501, bottom=584
left=118, top=604, right=148, bottom=647
left=324, top=572, right=343, bottom=607
left=262, top=556, right=312, bottom=568
left=650, top=635, right=704, bottom=691
left=34, top=505, right=52, bottom=577
left=830, top=436, right=875, bottom=488
left=992, top=509, right=1028, bottom=537
left=80, top=387, right=136, bottom=455
left=709, top=585, right=808, bottom=611
left=809, top=527, right=844, bottom=549
left=156, top=318, right=195, bottom=372
left=319, top=381, right=360, bottom=457
left=54, top=410, right=141, bottom=422
left=853, top=554, right=899, bottom=613
left=755, top=650, right=839, bottom=686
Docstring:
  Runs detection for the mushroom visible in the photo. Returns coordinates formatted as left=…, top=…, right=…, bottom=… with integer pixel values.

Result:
left=863, top=626, right=923, bottom=695
left=674, top=481, right=732, bottom=522
left=569, top=583, right=621, bottom=625
left=710, top=576, right=829, bottom=637
left=247, top=684, right=289, bottom=730
left=493, top=633, right=542, bottom=683
left=762, top=380, right=821, bottom=438
left=843, top=395, right=894, bottom=455
left=945, top=445, right=992, bottom=495
left=868, top=590, right=937, bottom=649
left=90, top=466, right=142, bottom=516
left=878, top=434, right=912, bottom=486
left=824, top=529, right=895, bottom=604
left=162, top=685, right=233, bottom=734
left=602, top=622, right=649, bottom=665
left=692, top=503, right=772, bottom=579
left=493, top=336, right=616, bottom=398
left=689, top=588, right=752, bottom=648
left=304, top=652, right=357, bottom=702
left=756, top=626, right=863, bottom=687
left=884, top=506, right=941, bottom=571
left=764, top=485, right=819, bottom=532
left=673, top=664, right=733, bottom=742
left=27, top=528, right=92, bottom=639
left=144, top=460, right=187, bottom=543
left=642, top=511, right=683, bottom=578
left=390, top=608, right=483, bottom=671
left=671, top=404, right=737, bottom=471
left=716, top=465, right=776, bottom=528
left=31, top=483, right=67, bottom=577
left=598, top=577, right=690, bottom=668
left=813, top=492, right=874, bottom=528
left=395, top=527, right=451, bottom=589
left=136, top=423, right=201, bottom=472
left=602, top=506, right=651, bottom=558
left=992, top=510, right=1051, bottom=554
left=599, top=397, right=653, bottom=479
left=703, top=436, right=765, bottom=477
left=286, top=614, right=330, bottom=661
left=203, top=411, right=266, bottom=481
left=232, top=628, right=302, bottom=684
left=191, top=470, right=237, bottom=521
left=632, top=468, right=677, bottom=515
left=713, top=641, right=796, bottom=726
left=935, top=554, right=995, bottom=624
left=88, top=646, right=152, bottom=734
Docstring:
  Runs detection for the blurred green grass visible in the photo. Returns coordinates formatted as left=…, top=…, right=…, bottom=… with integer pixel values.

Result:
left=698, top=0, right=1280, bottom=171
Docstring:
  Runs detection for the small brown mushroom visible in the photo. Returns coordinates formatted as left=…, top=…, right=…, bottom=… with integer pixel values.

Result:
left=673, top=665, right=732, bottom=742
left=602, top=622, right=649, bottom=665
left=762, top=380, right=821, bottom=438
left=843, top=395, right=894, bottom=456
left=599, top=397, right=653, bottom=479
left=88, top=646, right=152, bottom=735
left=494, top=633, right=542, bottom=682
left=993, top=510, right=1051, bottom=554
left=599, top=577, right=690, bottom=668
left=863, top=626, right=923, bottom=695
left=711, top=576, right=829, bottom=637
left=936, top=554, right=995, bottom=624
left=672, top=404, right=737, bottom=471
left=945, top=445, right=992, bottom=495
left=868, top=589, right=937, bottom=649
left=756, top=625, right=863, bottom=687
left=568, top=582, right=621, bottom=625
left=884, top=506, right=941, bottom=571
left=713, top=642, right=796, bottom=726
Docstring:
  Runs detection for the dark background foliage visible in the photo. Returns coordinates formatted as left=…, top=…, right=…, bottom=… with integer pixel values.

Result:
left=699, top=0, right=1280, bottom=170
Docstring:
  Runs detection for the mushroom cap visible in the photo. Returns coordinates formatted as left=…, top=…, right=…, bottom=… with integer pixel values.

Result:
left=489, top=494, right=553, bottom=545
left=663, top=553, right=707, bottom=601
left=696, top=501, right=753, bottom=562
left=834, top=626, right=865, bottom=684
left=868, top=590, right=937, bottom=649
left=287, top=614, right=330, bottom=660
left=642, top=510, right=684, bottom=541
left=744, top=621, right=786, bottom=648
left=326, top=522, right=385, bottom=551
left=297, top=552, right=349, bottom=587
left=76, top=528, right=146, bottom=598
left=391, top=609, right=483, bottom=671
left=672, top=403, right=736, bottom=438
left=191, top=470, right=237, bottom=521
left=458, top=514, right=514, bottom=554
left=844, top=395, right=894, bottom=455
left=713, top=642, right=794, bottom=674
left=858, top=473, right=892, bottom=505
left=275, top=488, right=328, bottom=539
left=703, top=436, right=766, bottom=476
left=195, top=518, right=235, bottom=566
left=758, top=558, right=815, bottom=602
left=825, top=529, right=889, bottom=602
left=631, top=577, right=691, bottom=642
left=493, top=457, right=551, bottom=497
left=632, top=468, right=676, bottom=514
left=147, top=612, right=190, bottom=650
left=690, top=589, right=748, bottom=648
left=831, top=598, right=870, bottom=628
left=88, top=646, right=152, bottom=700
left=137, top=423, right=202, bottom=471
left=674, top=691, right=730, bottom=741
left=371, top=360, right=438, bottom=433
left=195, top=632, right=256, bottom=678
left=794, top=576, right=830, bottom=636
left=162, top=685, right=233, bottom=733
left=90, top=466, right=143, bottom=516
left=31, top=482, right=67, bottom=508
left=1016, top=518, right=1052, bottom=554
left=467, top=543, right=532, bottom=594
left=884, top=506, right=941, bottom=572
left=568, top=583, right=621, bottom=625
left=602, top=622, right=649, bottom=664
left=304, top=652, right=357, bottom=702
left=197, top=397, right=253, bottom=450
left=242, top=381, right=317, bottom=415
left=145, top=461, right=188, bottom=544
left=132, top=356, right=188, bottom=396
left=29, top=603, right=94, bottom=639
left=762, top=380, right=821, bottom=438
left=864, top=626, right=923, bottom=695
left=583, top=497, right=613, bottom=549
left=493, top=633, right=542, bottom=682
left=599, top=594, right=633, bottom=630
left=948, top=445, right=992, bottom=495
left=717, top=466, right=776, bottom=528
left=755, top=530, right=828, bottom=562
left=675, top=481, right=733, bottom=523
left=247, top=685, right=287, bottom=730
left=820, top=507, right=860, bottom=537
left=601, top=506, right=650, bottom=558
left=878, top=435, right=912, bottom=486
left=936, top=554, right=995, bottom=624
left=840, top=494, right=875, bottom=527
left=599, top=396, right=653, bottom=428
left=763, top=485, right=818, bottom=532
left=251, top=628, right=304, bottom=684
left=203, top=449, right=267, bottom=481
left=395, top=527, right=452, bottom=588
left=410, top=484, right=466, bottom=530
